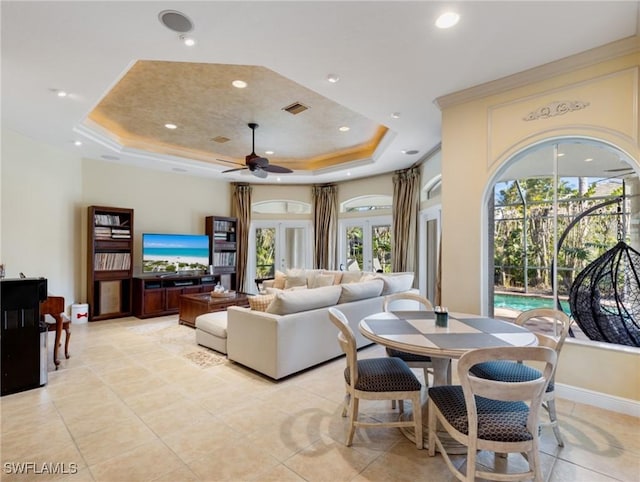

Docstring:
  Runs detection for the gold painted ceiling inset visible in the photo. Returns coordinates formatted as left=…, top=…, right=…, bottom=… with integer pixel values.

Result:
left=88, top=60, right=388, bottom=170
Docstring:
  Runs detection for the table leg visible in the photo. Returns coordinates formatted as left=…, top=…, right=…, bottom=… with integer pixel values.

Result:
left=53, top=318, right=62, bottom=369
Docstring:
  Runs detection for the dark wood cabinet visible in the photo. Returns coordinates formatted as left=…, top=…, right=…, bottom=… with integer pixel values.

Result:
left=133, top=275, right=217, bottom=318
left=87, top=206, right=133, bottom=321
left=205, top=216, right=238, bottom=291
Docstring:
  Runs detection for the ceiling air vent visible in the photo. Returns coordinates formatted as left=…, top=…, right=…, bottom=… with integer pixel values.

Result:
left=282, top=102, right=309, bottom=115
left=211, top=136, right=231, bottom=143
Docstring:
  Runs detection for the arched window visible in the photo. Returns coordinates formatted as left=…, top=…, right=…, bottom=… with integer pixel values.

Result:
left=487, top=138, right=638, bottom=343
left=252, top=200, right=311, bottom=214
left=340, top=195, right=392, bottom=213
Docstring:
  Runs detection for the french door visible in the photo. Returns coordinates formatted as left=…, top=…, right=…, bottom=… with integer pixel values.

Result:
left=250, top=220, right=312, bottom=282
left=339, top=217, right=392, bottom=273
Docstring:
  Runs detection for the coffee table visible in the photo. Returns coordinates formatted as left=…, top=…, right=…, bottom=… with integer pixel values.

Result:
left=179, top=292, right=250, bottom=328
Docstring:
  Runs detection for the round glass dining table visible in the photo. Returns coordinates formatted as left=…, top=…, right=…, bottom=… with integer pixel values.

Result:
left=359, top=310, right=538, bottom=450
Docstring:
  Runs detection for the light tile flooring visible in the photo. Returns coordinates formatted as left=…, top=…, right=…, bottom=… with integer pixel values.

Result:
left=1, top=315, right=638, bottom=482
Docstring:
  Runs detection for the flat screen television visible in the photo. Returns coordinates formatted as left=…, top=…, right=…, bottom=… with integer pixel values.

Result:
left=142, top=233, right=209, bottom=274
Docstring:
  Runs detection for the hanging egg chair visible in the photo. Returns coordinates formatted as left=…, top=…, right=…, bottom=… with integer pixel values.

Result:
left=569, top=240, right=640, bottom=347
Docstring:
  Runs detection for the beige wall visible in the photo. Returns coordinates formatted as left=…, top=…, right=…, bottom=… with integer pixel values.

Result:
left=439, top=44, right=640, bottom=402
left=1, top=128, right=230, bottom=306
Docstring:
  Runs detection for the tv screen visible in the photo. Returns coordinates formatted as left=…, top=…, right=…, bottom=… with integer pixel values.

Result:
left=142, top=233, right=209, bottom=273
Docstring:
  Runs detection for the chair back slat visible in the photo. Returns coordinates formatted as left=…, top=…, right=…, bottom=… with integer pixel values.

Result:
left=515, top=308, right=572, bottom=353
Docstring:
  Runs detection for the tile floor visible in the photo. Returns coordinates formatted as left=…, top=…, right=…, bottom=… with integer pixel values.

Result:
left=1, top=315, right=638, bottom=482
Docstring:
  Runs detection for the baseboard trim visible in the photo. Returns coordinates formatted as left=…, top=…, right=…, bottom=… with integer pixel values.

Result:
left=555, top=383, right=640, bottom=417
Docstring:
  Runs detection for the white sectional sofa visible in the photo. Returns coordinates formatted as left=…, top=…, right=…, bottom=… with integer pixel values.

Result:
left=224, top=270, right=416, bottom=379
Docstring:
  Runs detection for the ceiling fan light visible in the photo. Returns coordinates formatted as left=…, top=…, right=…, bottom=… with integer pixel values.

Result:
left=435, top=12, right=460, bottom=29
left=232, top=80, right=248, bottom=89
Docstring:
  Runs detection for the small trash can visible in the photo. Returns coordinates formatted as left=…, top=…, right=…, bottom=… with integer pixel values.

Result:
left=71, top=303, right=89, bottom=324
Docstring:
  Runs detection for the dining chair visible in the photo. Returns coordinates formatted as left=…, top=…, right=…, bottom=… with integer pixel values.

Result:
left=327, top=307, right=424, bottom=449
left=468, top=308, right=572, bottom=446
left=428, top=346, right=557, bottom=482
left=383, top=292, right=440, bottom=386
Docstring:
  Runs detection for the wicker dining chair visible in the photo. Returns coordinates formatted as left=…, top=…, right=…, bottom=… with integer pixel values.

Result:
left=468, top=308, right=572, bottom=446
left=428, top=346, right=557, bottom=482
left=328, top=307, right=424, bottom=449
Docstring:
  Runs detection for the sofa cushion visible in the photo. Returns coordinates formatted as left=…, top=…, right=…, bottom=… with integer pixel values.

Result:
left=338, top=279, right=384, bottom=303
left=376, top=272, right=414, bottom=295
left=248, top=293, right=276, bottom=312
left=266, top=285, right=342, bottom=315
left=195, top=311, right=228, bottom=337
left=340, top=271, right=363, bottom=284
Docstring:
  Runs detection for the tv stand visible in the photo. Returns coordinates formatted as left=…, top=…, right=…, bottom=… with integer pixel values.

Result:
left=133, top=274, right=217, bottom=318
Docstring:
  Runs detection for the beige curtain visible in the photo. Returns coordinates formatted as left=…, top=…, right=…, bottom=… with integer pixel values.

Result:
left=391, top=167, right=420, bottom=274
left=312, top=184, right=338, bottom=270
left=434, top=231, right=442, bottom=305
left=231, top=183, right=252, bottom=292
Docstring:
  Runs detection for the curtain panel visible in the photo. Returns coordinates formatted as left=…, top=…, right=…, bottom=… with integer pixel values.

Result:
left=312, top=184, right=338, bottom=270
left=392, top=167, right=420, bottom=274
left=231, top=183, right=252, bottom=292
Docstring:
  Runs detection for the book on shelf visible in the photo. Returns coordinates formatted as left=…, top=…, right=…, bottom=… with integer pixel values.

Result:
left=213, top=252, right=236, bottom=267
left=94, top=252, right=131, bottom=270
left=94, top=214, right=130, bottom=227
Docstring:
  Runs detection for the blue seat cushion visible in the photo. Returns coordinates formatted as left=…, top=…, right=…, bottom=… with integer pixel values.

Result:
left=345, top=357, right=422, bottom=392
left=386, top=347, right=432, bottom=363
left=429, top=385, right=532, bottom=442
left=469, top=361, right=554, bottom=392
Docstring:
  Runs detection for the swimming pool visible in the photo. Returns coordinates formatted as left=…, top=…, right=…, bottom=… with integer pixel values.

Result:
left=494, top=293, right=571, bottom=314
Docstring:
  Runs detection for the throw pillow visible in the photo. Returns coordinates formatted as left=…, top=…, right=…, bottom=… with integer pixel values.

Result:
left=248, top=293, right=275, bottom=312
left=273, top=270, right=286, bottom=289
left=321, top=270, right=343, bottom=285
left=266, top=285, right=342, bottom=315
left=309, top=273, right=334, bottom=289
left=284, top=275, right=307, bottom=289
left=338, top=279, right=384, bottom=303
left=340, top=271, right=363, bottom=284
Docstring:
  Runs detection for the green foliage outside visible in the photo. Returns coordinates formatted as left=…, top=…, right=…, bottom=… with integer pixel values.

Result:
left=494, top=177, right=624, bottom=295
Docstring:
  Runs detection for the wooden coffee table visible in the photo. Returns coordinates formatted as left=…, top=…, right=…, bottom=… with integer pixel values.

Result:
left=179, top=292, right=250, bottom=328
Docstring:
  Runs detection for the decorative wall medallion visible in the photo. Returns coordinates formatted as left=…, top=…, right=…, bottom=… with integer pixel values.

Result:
left=523, top=100, right=590, bottom=121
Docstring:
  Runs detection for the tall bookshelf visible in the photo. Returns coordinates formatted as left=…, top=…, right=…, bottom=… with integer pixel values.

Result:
left=87, top=206, right=134, bottom=321
left=205, top=216, right=237, bottom=291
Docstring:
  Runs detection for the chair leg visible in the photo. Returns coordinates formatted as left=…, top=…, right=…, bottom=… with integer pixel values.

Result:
left=398, top=399, right=404, bottom=414
left=465, top=442, right=477, bottom=482
left=53, top=328, right=62, bottom=370
left=422, top=367, right=430, bottom=387
left=391, top=400, right=397, bottom=409
left=427, top=399, right=437, bottom=456
left=347, top=397, right=359, bottom=446
left=546, top=398, right=564, bottom=447
left=412, top=392, right=423, bottom=449
left=528, top=446, right=544, bottom=482
left=342, top=393, right=350, bottom=417
left=63, top=324, right=71, bottom=359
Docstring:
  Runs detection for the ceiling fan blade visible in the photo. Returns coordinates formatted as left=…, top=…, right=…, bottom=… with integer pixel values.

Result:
left=216, top=158, right=243, bottom=166
left=252, top=167, right=268, bottom=179
left=221, top=167, right=248, bottom=174
left=604, top=167, right=634, bottom=172
left=263, top=164, right=293, bottom=174
left=247, top=156, right=269, bottom=168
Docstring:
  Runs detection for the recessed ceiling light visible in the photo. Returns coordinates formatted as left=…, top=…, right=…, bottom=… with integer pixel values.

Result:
left=391, top=112, right=401, bottom=119
left=276, top=177, right=281, bottom=182
left=584, top=158, right=593, bottom=162
left=57, top=91, right=68, bottom=98
left=435, top=12, right=460, bottom=29
left=339, top=126, right=350, bottom=132
left=265, top=150, right=274, bottom=155
left=327, top=74, right=340, bottom=83
left=73, top=141, right=82, bottom=146
left=346, top=172, right=351, bottom=176
left=557, top=152, right=565, bottom=157
left=101, top=155, right=119, bottom=161
left=402, top=149, right=420, bottom=155
left=179, top=34, right=196, bottom=46
left=165, top=123, right=177, bottom=129
left=232, top=80, right=247, bottom=89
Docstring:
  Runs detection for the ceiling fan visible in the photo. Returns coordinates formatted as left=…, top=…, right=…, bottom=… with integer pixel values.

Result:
left=219, top=123, right=293, bottom=178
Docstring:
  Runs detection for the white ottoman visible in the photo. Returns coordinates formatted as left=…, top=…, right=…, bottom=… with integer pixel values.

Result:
left=195, top=311, right=229, bottom=354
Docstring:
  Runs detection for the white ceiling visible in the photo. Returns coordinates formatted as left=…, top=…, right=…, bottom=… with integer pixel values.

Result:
left=2, top=1, right=639, bottom=184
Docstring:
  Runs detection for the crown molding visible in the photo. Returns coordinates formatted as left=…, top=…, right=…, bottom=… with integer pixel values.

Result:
left=435, top=35, right=640, bottom=110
